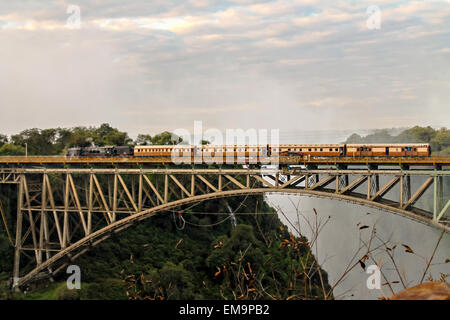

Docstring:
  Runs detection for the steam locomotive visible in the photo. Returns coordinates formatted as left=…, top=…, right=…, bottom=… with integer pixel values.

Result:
left=66, top=146, right=133, bottom=157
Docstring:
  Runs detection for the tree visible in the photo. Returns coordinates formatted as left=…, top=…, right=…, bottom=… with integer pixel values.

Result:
left=344, top=133, right=363, bottom=143
left=135, top=134, right=152, bottom=146
left=151, top=132, right=182, bottom=145
left=0, top=134, right=7, bottom=147
left=398, top=126, right=436, bottom=143
left=0, top=144, right=25, bottom=156
left=94, top=123, right=132, bottom=146
left=10, top=128, right=58, bottom=155
left=67, top=126, right=96, bottom=148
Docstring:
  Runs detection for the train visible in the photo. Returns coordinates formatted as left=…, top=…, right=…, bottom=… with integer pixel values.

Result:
left=66, top=146, right=133, bottom=157
left=66, top=143, right=431, bottom=159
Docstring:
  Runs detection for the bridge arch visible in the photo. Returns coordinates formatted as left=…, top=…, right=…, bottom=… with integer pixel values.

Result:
left=16, top=187, right=448, bottom=288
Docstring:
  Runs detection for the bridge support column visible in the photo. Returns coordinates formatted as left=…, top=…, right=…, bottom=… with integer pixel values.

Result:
left=406, top=175, right=411, bottom=200
left=138, top=174, right=143, bottom=212
left=191, top=174, right=195, bottom=196
left=400, top=175, right=404, bottom=207
left=88, top=174, right=93, bottom=235
left=164, top=174, right=169, bottom=203
left=434, top=175, right=446, bottom=221
left=113, top=174, right=118, bottom=222
left=12, top=175, right=24, bottom=291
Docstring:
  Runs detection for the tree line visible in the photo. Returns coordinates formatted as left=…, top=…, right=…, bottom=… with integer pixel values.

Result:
left=0, top=124, right=179, bottom=156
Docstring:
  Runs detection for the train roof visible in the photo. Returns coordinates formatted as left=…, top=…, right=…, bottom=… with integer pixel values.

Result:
left=135, top=144, right=346, bottom=147
left=347, top=143, right=430, bottom=147
left=134, top=143, right=429, bottom=148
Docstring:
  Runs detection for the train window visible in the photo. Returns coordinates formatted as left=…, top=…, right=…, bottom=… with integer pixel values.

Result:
left=335, top=148, right=338, bottom=151
left=329, top=148, right=332, bottom=151
left=308, top=148, right=311, bottom=151
left=414, top=148, right=417, bottom=151
left=320, top=148, right=323, bottom=151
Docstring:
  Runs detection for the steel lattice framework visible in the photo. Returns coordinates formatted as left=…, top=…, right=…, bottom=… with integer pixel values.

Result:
left=0, top=165, right=448, bottom=289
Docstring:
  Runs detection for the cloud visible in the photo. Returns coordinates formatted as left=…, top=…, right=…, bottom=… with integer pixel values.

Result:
left=0, top=0, right=449, bottom=138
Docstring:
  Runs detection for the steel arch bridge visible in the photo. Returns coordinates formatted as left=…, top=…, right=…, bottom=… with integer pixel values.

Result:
left=0, top=165, right=448, bottom=289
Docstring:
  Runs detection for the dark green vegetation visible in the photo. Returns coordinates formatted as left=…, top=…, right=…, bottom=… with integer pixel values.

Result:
left=0, top=123, right=181, bottom=156
left=345, top=126, right=450, bottom=155
left=0, top=189, right=331, bottom=300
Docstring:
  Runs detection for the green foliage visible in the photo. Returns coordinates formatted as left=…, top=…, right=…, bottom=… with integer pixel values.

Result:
left=11, top=128, right=58, bottom=155
left=2, top=124, right=132, bottom=155
left=133, top=262, right=196, bottom=300
left=135, top=134, right=152, bottom=146
left=95, top=123, right=133, bottom=146
left=150, top=131, right=182, bottom=145
left=0, top=144, right=25, bottom=156
left=397, top=126, right=437, bottom=143
left=79, top=279, right=127, bottom=300
left=205, top=225, right=264, bottom=270
left=0, top=134, right=7, bottom=147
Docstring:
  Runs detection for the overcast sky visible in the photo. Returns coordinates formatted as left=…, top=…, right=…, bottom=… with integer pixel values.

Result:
left=1, top=0, right=449, bottom=140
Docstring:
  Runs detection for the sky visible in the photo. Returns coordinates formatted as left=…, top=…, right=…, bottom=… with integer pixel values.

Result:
left=0, top=0, right=449, bottom=141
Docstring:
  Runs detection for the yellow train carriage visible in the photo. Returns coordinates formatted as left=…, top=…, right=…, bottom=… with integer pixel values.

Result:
left=346, top=144, right=430, bottom=157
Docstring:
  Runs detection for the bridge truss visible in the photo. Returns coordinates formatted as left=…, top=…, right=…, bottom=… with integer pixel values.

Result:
left=0, top=164, right=448, bottom=289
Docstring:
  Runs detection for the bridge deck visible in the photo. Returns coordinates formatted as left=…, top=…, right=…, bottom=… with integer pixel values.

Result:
left=0, top=155, right=449, bottom=165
